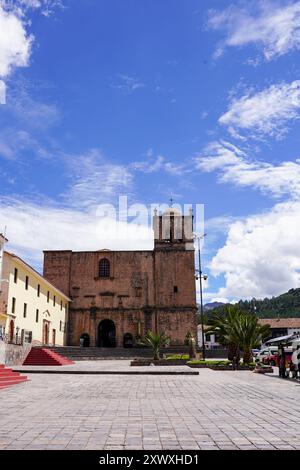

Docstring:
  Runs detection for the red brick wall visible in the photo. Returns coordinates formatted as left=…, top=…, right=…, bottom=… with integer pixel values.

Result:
left=43, top=246, right=197, bottom=346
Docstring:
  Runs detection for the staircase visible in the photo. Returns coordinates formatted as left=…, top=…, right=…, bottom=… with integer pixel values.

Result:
left=0, top=364, right=28, bottom=389
left=23, top=348, right=75, bottom=366
left=43, top=345, right=191, bottom=361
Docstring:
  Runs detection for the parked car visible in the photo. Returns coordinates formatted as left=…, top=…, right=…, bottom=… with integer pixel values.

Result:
left=262, top=350, right=292, bottom=367
left=255, top=347, right=278, bottom=363
left=252, top=349, right=260, bottom=357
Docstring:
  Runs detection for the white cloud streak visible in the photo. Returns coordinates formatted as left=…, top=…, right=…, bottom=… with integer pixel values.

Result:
left=111, top=74, right=145, bottom=95
left=195, top=140, right=300, bottom=199
left=219, top=81, right=300, bottom=139
left=62, top=149, right=134, bottom=209
left=131, top=152, right=185, bottom=176
left=208, top=0, right=300, bottom=61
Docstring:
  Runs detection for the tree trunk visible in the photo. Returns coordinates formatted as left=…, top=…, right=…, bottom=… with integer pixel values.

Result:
left=228, top=342, right=239, bottom=361
left=243, top=349, right=252, bottom=364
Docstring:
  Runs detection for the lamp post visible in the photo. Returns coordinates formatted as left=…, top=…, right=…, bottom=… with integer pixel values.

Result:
left=195, top=233, right=207, bottom=360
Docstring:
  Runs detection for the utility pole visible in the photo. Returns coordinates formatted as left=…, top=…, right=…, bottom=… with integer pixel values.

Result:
left=195, top=233, right=207, bottom=360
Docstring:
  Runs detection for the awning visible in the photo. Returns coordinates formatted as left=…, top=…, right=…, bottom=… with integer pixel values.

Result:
left=266, top=334, right=295, bottom=345
left=288, top=337, right=300, bottom=346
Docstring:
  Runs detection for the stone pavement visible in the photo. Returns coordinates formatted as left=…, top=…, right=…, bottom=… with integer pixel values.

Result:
left=1, top=361, right=300, bottom=450
left=13, top=359, right=197, bottom=374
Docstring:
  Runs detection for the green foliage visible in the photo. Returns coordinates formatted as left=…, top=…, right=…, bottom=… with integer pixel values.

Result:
left=205, top=288, right=300, bottom=320
left=143, top=331, right=170, bottom=360
left=187, top=360, right=231, bottom=365
left=187, top=359, right=256, bottom=367
left=205, top=306, right=270, bottom=364
left=166, top=354, right=189, bottom=360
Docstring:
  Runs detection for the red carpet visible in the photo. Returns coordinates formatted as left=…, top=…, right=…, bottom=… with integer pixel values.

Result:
left=23, top=348, right=75, bottom=366
left=0, top=364, right=28, bottom=389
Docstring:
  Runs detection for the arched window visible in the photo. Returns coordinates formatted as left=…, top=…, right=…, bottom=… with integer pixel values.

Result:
left=99, top=258, right=110, bottom=278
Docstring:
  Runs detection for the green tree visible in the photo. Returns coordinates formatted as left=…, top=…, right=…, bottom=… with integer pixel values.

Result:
left=206, top=306, right=270, bottom=364
left=205, top=305, right=241, bottom=361
left=231, top=314, right=270, bottom=364
left=143, top=331, right=170, bottom=361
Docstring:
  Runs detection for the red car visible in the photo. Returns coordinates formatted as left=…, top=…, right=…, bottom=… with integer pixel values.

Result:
left=262, top=351, right=292, bottom=367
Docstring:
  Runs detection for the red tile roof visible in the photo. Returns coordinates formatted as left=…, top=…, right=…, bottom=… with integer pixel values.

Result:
left=258, top=318, right=300, bottom=328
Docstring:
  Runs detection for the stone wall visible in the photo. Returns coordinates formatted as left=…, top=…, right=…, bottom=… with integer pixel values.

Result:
left=43, top=233, right=197, bottom=347
left=0, top=340, right=32, bottom=366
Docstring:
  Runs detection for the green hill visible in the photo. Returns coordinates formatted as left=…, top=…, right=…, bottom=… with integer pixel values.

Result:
left=202, top=288, right=300, bottom=321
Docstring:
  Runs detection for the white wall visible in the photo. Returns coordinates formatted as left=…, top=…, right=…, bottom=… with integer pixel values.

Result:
left=4, top=254, right=69, bottom=346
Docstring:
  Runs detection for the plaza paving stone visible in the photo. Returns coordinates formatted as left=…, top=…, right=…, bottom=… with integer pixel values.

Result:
left=1, top=360, right=300, bottom=450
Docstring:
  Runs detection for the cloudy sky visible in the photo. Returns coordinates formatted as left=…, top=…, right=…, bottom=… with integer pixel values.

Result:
left=1, top=0, right=300, bottom=303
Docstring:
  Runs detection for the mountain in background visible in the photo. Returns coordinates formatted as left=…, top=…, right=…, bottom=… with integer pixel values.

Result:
left=201, top=288, right=300, bottom=321
left=203, top=302, right=225, bottom=311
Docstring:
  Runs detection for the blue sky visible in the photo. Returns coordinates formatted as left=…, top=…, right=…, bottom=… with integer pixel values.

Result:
left=1, top=0, right=300, bottom=303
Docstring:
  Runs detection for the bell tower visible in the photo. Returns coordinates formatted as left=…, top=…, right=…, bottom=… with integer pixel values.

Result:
left=153, top=207, right=194, bottom=251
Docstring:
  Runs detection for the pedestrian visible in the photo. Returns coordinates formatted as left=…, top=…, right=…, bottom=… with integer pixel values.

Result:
left=278, top=346, right=286, bottom=378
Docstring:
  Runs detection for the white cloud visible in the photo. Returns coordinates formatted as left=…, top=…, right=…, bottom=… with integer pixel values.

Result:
left=3, top=1, right=62, bottom=17
left=132, top=152, right=186, bottom=176
left=62, top=149, right=134, bottom=209
left=111, top=74, right=145, bottom=94
left=0, top=1, right=62, bottom=93
left=0, top=128, right=52, bottom=160
left=210, top=200, right=300, bottom=300
left=0, top=4, right=32, bottom=79
left=6, top=82, right=60, bottom=127
left=0, top=79, right=6, bottom=103
left=219, top=81, right=300, bottom=139
left=208, top=1, right=300, bottom=61
left=195, top=140, right=300, bottom=199
left=0, top=197, right=153, bottom=271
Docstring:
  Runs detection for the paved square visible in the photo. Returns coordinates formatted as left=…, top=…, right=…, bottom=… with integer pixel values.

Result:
left=1, top=361, right=300, bottom=450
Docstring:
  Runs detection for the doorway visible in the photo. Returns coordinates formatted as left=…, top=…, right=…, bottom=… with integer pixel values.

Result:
left=80, top=333, right=90, bottom=347
left=43, top=321, right=49, bottom=345
left=9, top=319, right=14, bottom=342
left=98, top=319, right=116, bottom=347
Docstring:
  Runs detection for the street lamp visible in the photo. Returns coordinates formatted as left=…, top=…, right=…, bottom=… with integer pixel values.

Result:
left=195, top=233, right=207, bottom=360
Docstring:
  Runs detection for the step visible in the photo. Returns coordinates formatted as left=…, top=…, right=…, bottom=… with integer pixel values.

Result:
left=23, top=348, right=74, bottom=366
left=0, top=363, right=28, bottom=389
left=0, top=370, right=21, bottom=377
left=0, top=375, right=24, bottom=382
left=0, top=377, right=28, bottom=387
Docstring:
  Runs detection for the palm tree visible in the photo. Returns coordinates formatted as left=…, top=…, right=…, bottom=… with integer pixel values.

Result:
left=143, top=331, right=170, bottom=361
left=232, top=314, right=270, bottom=364
left=206, top=306, right=270, bottom=364
left=205, top=305, right=241, bottom=361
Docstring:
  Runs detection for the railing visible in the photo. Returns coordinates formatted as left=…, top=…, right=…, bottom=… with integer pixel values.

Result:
left=0, top=330, right=32, bottom=346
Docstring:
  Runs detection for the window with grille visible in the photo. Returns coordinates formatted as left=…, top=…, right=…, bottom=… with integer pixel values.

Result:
left=99, top=258, right=110, bottom=278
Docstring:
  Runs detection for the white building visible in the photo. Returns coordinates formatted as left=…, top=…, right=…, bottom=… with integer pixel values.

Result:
left=197, top=324, right=220, bottom=350
left=0, top=247, right=71, bottom=347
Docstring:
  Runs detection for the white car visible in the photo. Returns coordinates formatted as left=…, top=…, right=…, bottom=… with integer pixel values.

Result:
left=255, top=346, right=278, bottom=363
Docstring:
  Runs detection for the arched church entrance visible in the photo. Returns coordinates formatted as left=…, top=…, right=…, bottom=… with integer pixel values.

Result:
left=98, top=319, right=116, bottom=347
left=80, top=333, right=90, bottom=347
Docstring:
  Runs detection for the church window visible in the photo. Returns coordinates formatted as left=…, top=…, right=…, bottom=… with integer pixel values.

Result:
left=99, top=258, right=110, bottom=278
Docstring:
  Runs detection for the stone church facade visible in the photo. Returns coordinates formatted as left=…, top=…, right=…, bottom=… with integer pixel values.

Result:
left=43, top=209, right=197, bottom=347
